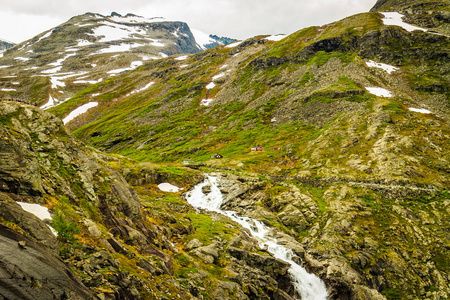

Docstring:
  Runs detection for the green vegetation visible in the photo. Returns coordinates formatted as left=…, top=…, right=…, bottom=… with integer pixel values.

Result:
left=51, top=204, right=80, bottom=243
left=187, top=213, right=238, bottom=244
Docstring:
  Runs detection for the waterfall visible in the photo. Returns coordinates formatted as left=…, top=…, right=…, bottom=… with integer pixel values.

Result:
left=185, top=175, right=328, bottom=300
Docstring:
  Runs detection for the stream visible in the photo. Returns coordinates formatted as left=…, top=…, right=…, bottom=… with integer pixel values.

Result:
left=185, top=175, right=328, bottom=300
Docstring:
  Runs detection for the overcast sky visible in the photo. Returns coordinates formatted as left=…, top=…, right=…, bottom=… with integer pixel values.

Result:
left=0, top=0, right=376, bottom=44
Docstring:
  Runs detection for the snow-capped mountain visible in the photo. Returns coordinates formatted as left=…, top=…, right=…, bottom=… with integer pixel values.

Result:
left=0, top=12, right=235, bottom=107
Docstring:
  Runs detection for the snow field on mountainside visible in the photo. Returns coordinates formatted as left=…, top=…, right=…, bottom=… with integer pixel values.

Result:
left=175, top=55, right=188, bottom=61
left=40, top=95, right=59, bottom=110
left=365, top=87, right=392, bottom=97
left=1, top=88, right=16, bottom=91
left=126, top=82, right=155, bottom=96
left=90, top=21, right=146, bottom=42
left=225, top=41, right=243, bottom=48
left=73, top=78, right=103, bottom=85
left=96, top=43, right=142, bottom=54
left=200, top=99, right=214, bottom=106
left=265, top=34, right=287, bottom=41
left=381, top=12, right=426, bottom=32
left=17, top=202, right=51, bottom=220
left=366, top=60, right=399, bottom=74
left=17, top=202, right=57, bottom=236
left=63, top=102, right=98, bottom=124
left=206, top=82, right=216, bottom=89
left=408, top=108, right=432, bottom=114
left=191, top=28, right=216, bottom=50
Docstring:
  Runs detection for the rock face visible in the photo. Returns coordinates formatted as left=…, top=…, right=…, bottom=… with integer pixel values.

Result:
left=0, top=224, right=93, bottom=300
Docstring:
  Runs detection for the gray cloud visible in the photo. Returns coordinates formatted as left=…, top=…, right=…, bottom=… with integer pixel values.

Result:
left=0, top=0, right=377, bottom=43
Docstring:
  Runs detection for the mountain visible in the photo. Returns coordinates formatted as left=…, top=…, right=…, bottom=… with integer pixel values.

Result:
left=0, top=12, right=235, bottom=107
left=0, top=38, right=15, bottom=51
left=1, top=1, right=450, bottom=300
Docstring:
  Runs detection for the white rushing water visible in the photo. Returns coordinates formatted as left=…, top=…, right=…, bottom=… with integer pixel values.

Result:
left=185, top=175, right=328, bottom=300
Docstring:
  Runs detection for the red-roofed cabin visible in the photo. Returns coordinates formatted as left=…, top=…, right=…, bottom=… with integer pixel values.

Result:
left=251, top=146, right=263, bottom=151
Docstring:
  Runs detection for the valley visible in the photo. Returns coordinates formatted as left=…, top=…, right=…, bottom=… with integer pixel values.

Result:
left=0, top=0, right=449, bottom=299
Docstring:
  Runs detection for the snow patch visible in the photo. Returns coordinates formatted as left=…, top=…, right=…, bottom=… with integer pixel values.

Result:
left=191, top=28, right=216, bottom=50
left=179, top=64, right=188, bottom=68
left=126, top=81, right=155, bottom=96
left=17, top=202, right=51, bottom=220
left=212, top=73, right=225, bottom=80
left=200, top=98, right=214, bottom=106
left=366, top=60, right=399, bottom=74
left=50, top=77, right=65, bottom=89
left=90, top=22, right=147, bottom=42
left=158, top=183, right=182, bottom=193
left=0, top=65, right=10, bottom=69
left=1, top=88, right=16, bottom=92
left=265, top=34, right=287, bottom=41
left=381, top=12, right=426, bottom=32
left=41, top=66, right=62, bottom=74
left=206, top=82, right=216, bottom=89
left=73, top=78, right=103, bottom=85
left=35, top=30, right=53, bottom=44
left=175, top=55, right=188, bottom=61
left=15, top=57, right=30, bottom=62
left=365, top=87, right=392, bottom=97
left=40, top=95, right=59, bottom=110
left=77, top=39, right=93, bottom=46
left=159, top=52, right=168, bottom=58
left=408, top=107, right=432, bottom=114
left=96, top=43, right=142, bottom=54
left=220, top=64, right=228, bottom=70
left=63, top=102, right=98, bottom=124
left=225, top=41, right=242, bottom=48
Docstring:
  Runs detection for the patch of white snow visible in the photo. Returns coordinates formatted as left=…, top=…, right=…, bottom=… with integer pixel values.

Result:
left=212, top=73, right=225, bottom=80
left=126, top=82, right=155, bottom=96
left=77, top=39, right=93, bottom=46
left=408, top=107, right=432, bottom=114
left=179, top=64, right=189, bottom=68
left=366, top=60, right=399, bottom=74
left=17, top=202, right=52, bottom=220
left=206, top=82, right=216, bottom=89
left=15, top=57, right=30, bottom=62
left=381, top=12, right=426, bottom=32
left=365, top=87, right=392, bottom=97
left=73, top=78, right=103, bottom=85
left=200, top=98, right=214, bottom=106
left=265, top=34, right=287, bottom=41
left=1, top=88, right=16, bottom=92
left=175, top=55, right=188, bottom=61
left=158, top=183, right=182, bottom=193
left=225, top=41, right=243, bottom=48
left=63, top=102, right=98, bottom=124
